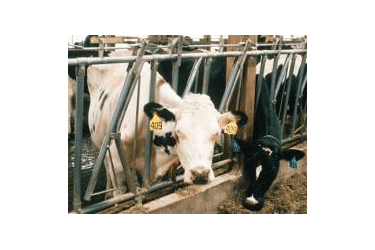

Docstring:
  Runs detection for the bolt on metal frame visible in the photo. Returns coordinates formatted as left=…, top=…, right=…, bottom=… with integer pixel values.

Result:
left=68, top=41, right=307, bottom=213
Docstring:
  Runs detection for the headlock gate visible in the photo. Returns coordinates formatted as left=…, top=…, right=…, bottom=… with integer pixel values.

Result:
left=68, top=36, right=307, bottom=214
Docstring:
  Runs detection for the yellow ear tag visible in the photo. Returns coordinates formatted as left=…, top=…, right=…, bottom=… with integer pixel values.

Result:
left=224, top=121, right=238, bottom=135
left=150, top=114, right=163, bottom=131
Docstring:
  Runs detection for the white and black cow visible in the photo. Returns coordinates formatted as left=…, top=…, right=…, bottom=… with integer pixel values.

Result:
left=87, top=50, right=247, bottom=198
left=234, top=80, right=305, bottom=211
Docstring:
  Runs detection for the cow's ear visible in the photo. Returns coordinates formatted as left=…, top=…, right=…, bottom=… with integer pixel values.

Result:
left=279, top=148, right=305, bottom=161
left=218, top=110, right=248, bottom=129
left=143, top=102, right=176, bottom=122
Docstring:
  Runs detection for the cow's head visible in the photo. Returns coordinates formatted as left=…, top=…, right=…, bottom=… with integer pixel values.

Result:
left=144, top=94, right=247, bottom=184
left=235, top=136, right=305, bottom=211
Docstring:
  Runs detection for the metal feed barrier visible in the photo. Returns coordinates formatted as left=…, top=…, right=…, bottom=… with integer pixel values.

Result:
left=68, top=37, right=307, bottom=214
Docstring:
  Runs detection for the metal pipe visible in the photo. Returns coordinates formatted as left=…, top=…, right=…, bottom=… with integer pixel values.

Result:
left=235, top=66, right=244, bottom=110
left=255, top=55, right=267, bottom=112
left=224, top=55, right=247, bottom=111
left=131, top=75, right=141, bottom=190
left=171, top=36, right=182, bottom=92
left=77, top=158, right=234, bottom=214
left=290, top=54, right=307, bottom=134
left=90, top=188, right=117, bottom=197
left=84, top=43, right=146, bottom=201
left=73, top=64, right=85, bottom=213
left=183, top=57, right=203, bottom=98
left=68, top=42, right=306, bottom=52
left=112, top=133, right=137, bottom=192
left=280, top=53, right=297, bottom=138
left=270, top=37, right=283, bottom=98
left=273, top=53, right=293, bottom=102
left=219, top=40, right=252, bottom=112
left=194, top=67, right=199, bottom=93
left=106, top=146, right=118, bottom=191
left=68, top=49, right=307, bottom=66
left=79, top=193, right=136, bottom=214
left=144, top=60, right=158, bottom=186
left=202, top=57, right=212, bottom=95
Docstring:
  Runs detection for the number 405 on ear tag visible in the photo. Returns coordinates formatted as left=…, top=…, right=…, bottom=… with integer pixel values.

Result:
left=150, top=114, right=163, bottom=131
left=224, top=121, right=238, bottom=135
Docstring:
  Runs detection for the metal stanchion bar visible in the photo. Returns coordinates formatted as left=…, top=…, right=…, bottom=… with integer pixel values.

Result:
left=218, top=40, right=252, bottom=112
left=171, top=36, right=182, bottom=92
left=270, top=37, right=283, bottom=99
left=73, top=64, right=85, bottom=214
left=84, top=43, right=146, bottom=201
left=280, top=53, right=297, bottom=138
left=113, top=134, right=137, bottom=192
left=68, top=49, right=307, bottom=66
left=202, top=57, right=212, bottom=95
left=144, top=61, right=158, bottom=186
left=255, top=55, right=267, bottom=112
left=106, top=146, right=119, bottom=191
left=290, top=54, right=307, bottom=134
left=273, top=53, right=293, bottom=102
left=183, top=57, right=203, bottom=98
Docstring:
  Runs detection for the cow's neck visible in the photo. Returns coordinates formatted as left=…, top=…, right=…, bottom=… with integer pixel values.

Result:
left=253, top=82, right=282, bottom=141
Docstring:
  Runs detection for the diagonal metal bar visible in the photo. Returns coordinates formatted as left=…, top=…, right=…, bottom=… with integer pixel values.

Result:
left=182, top=57, right=203, bottom=98
left=84, top=42, right=146, bottom=201
left=219, top=39, right=252, bottom=112
left=280, top=53, right=297, bottom=138
left=270, top=36, right=283, bottom=99
left=273, top=53, right=293, bottom=103
left=290, top=54, right=307, bottom=134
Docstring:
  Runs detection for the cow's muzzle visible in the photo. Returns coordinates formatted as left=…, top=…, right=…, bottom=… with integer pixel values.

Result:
left=190, top=166, right=210, bottom=184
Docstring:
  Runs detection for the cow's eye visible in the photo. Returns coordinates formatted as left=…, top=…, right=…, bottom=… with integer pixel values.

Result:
left=176, top=129, right=185, bottom=138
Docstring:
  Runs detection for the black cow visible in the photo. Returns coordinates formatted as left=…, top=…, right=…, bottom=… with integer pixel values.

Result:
left=234, top=81, right=305, bottom=211
left=258, top=56, right=307, bottom=138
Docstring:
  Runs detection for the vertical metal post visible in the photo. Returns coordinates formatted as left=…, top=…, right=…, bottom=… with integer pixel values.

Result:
left=280, top=53, right=296, bottom=138
left=255, top=55, right=267, bottom=112
left=172, top=36, right=182, bottom=92
left=290, top=54, right=307, bottom=134
left=73, top=63, right=85, bottom=213
left=144, top=60, right=158, bottom=186
left=202, top=57, right=212, bottom=95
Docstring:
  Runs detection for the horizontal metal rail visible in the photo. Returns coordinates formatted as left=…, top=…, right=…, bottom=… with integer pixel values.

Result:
left=68, top=42, right=306, bottom=52
left=73, top=158, right=233, bottom=214
left=68, top=49, right=307, bottom=66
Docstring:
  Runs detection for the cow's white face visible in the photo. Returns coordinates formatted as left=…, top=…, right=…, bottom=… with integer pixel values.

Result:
left=144, top=94, right=247, bottom=184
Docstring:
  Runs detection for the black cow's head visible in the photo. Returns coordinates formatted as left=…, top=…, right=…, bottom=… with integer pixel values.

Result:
left=235, top=136, right=305, bottom=211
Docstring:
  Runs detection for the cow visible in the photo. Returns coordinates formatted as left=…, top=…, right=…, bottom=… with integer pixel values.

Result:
left=234, top=80, right=305, bottom=211
left=87, top=50, right=248, bottom=198
left=256, top=54, right=307, bottom=137
left=68, top=35, right=111, bottom=138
